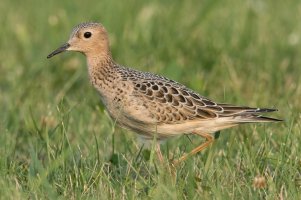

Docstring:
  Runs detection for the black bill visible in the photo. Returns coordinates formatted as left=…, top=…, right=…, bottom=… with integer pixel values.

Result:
left=47, top=43, right=70, bottom=59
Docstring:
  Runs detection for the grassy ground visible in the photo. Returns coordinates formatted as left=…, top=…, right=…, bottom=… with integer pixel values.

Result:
left=1, top=0, right=300, bottom=199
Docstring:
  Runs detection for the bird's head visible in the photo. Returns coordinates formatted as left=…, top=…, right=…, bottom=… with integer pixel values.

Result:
left=47, top=22, right=110, bottom=59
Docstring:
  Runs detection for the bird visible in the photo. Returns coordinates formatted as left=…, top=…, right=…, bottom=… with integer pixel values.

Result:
left=47, top=22, right=282, bottom=165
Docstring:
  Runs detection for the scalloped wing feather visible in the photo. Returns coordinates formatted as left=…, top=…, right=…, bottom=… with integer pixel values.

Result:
left=118, top=66, right=280, bottom=129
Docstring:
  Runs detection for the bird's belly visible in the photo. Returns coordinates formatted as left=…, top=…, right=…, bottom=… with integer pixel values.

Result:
left=100, top=94, right=158, bottom=135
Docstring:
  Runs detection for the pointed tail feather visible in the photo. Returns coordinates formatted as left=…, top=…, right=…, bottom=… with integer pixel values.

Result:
left=218, top=103, right=282, bottom=122
left=245, top=108, right=278, bottom=113
left=239, top=107, right=282, bottom=123
left=218, top=103, right=278, bottom=113
left=235, top=115, right=283, bottom=123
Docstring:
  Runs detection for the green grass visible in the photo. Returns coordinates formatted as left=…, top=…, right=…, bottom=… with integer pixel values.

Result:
left=1, top=0, right=300, bottom=199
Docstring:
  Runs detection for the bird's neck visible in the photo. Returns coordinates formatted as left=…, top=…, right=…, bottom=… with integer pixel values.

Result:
left=87, top=52, right=112, bottom=68
left=86, top=53, right=118, bottom=87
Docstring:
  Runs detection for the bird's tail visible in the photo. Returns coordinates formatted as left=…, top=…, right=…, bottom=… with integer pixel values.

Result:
left=234, top=115, right=283, bottom=123
left=217, top=104, right=283, bottom=123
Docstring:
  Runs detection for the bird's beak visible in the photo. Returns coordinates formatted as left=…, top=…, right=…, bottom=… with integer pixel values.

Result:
left=47, top=43, right=70, bottom=59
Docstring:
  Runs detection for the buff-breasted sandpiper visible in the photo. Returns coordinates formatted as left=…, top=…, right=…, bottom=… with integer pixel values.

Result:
left=47, top=22, right=281, bottom=165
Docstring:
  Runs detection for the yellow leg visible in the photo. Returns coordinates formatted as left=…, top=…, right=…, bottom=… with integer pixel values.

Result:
left=172, top=132, right=214, bottom=166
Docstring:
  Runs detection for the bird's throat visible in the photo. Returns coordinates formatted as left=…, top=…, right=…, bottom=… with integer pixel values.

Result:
left=86, top=54, right=117, bottom=91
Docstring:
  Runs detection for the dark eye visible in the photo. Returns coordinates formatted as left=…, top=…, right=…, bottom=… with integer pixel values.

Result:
left=84, top=32, right=92, bottom=38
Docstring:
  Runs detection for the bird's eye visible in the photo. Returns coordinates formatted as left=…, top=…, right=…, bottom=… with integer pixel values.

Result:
left=84, top=32, right=92, bottom=38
